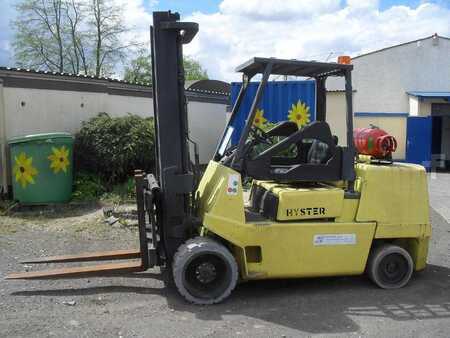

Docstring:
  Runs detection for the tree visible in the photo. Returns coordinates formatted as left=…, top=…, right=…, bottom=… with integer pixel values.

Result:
left=123, top=52, right=208, bottom=84
left=64, top=0, right=89, bottom=74
left=184, top=56, right=208, bottom=81
left=12, top=0, right=134, bottom=77
left=89, top=0, right=131, bottom=77
left=13, top=0, right=66, bottom=72
left=123, top=52, right=152, bottom=84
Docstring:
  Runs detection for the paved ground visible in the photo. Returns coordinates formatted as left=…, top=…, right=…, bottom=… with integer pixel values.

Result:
left=0, top=175, right=449, bottom=338
left=428, top=172, right=450, bottom=222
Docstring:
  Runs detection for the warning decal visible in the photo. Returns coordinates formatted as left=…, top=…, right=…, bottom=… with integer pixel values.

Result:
left=227, top=174, right=239, bottom=196
left=313, top=234, right=356, bottom=246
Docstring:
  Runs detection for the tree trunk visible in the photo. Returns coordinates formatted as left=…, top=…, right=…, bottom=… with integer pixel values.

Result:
left=94, top=0, right=102, bottom=77
left=53, top=0, right=64, bottom=72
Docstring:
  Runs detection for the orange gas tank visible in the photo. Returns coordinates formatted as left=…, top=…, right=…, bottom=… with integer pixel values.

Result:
left=353, top=126, right=397, bottom=159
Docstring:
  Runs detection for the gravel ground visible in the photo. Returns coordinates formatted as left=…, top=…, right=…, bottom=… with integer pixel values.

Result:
left=1, top=177, right=449, bottom=338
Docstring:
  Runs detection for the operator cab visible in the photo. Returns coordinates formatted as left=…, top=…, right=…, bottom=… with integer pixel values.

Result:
left=215, top=57, right=356, bottom=185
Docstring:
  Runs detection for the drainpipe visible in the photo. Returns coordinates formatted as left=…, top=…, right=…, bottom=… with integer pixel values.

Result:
left=0, top=79, right=8, bottom=196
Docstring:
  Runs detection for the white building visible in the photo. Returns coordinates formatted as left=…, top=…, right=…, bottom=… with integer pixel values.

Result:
left=329, top=34, right=450, bottom=166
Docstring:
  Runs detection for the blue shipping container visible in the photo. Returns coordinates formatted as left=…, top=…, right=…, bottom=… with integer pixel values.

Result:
left=230, top=81, right=316, bottom=144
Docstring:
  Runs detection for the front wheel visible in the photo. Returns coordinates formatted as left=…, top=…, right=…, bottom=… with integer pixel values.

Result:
left=367, top=244, right=414, bottom=289
left=173, top=237, right=238, bottom=304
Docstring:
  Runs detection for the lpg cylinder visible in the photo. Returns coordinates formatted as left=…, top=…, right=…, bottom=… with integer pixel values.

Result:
left=353, top=125, right=397, bottom=159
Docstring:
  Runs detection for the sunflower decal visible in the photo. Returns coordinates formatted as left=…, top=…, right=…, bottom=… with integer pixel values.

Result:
left=48, top=146, right=70, bottom=174
left=253, top=108, right=267, bottom=128
left=288, top=100, right=311, bottom=128
left=13, top=152, right=38, bottom=188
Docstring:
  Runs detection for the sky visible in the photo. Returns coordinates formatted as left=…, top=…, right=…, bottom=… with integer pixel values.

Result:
left=1, top=0, right=449, bottom=81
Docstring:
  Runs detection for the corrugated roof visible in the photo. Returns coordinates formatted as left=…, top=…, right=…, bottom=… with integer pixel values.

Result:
left=407, top=91, right=450, bottom=99
left=0, top=66, right=148, bottom=84
left=0, top=66, right=229, bottom=96
left=186, top=79, right=230, bottom=95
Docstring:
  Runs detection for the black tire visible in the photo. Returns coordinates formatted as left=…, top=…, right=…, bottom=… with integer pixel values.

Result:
left=173, top=237, right=238, bottom=305
left=367, top=244, right=414, bottom=289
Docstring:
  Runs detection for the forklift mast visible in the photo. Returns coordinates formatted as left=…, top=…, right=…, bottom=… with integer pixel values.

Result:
left=150, top=11, right=199, bottom=261
left=5, top=11, right=201, bottom=280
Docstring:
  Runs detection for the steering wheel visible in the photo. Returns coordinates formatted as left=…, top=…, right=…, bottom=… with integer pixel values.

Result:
left=249, top=125, right=272, bottom=145
left=221, top=126, right=272, bottom=165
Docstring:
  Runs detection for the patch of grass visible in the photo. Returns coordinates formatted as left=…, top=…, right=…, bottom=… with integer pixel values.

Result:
left=72, top=173, right=136, bottom=205
left=101, top=177, right=136, bottom=204
left=0, top=200, right=13, bottom=213
left=72, top=172, right=106, bottom=202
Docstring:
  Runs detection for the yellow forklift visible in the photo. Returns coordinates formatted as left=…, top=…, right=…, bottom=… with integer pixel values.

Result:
left=7, top=11, right=431, bottom=305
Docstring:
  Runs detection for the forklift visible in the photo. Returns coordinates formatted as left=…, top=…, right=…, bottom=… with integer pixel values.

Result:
left=7, top=11, right=431, bottom=305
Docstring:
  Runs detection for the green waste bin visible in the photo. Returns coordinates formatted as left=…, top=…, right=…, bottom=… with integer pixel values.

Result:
left=8, top=132, right=74, bottom=204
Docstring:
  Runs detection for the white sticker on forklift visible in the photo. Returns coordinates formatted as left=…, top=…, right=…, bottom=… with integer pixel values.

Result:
left=227, top=174, right=239, bottom=195
left=313, top=234, right=356, bottom=246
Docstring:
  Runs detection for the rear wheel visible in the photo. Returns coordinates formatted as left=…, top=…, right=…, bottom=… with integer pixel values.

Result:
left=173, top=237, right=238, bottom=304
left=367, top=244, right=414, bottom=289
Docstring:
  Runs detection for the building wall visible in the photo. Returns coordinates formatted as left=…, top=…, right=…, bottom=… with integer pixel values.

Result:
left=187, top=100, right=227, bottom=164
left=408, top=96, right=420, bottom=116
left=327, top=36, right=450, bottom=162
left=325, top=92, right=348, bottom=146
left=0, top=86, right=227, bottom=192
left=326, top=92, right=406, bottom=159
left=3, top=88, right=153, bottom=138
left=2, top=86, right=225, bottom=151
left=351, top=36, right=450, bottom=113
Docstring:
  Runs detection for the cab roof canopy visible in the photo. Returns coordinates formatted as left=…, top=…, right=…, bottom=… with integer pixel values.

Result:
left=235, top=57, right=353, bottom=78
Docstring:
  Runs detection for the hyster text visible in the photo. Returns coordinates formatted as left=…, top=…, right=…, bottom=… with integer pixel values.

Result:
left=286, top=207, right=326, bottom=217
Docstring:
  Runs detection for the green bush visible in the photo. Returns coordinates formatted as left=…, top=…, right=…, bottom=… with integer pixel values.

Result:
left=74, top=113, right=155, bottom=184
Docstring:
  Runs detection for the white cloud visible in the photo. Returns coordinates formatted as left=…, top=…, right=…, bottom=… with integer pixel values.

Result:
left=219, top=0, right=340, bottom=20
left=346, top=0, right=379, bottom=9
left=0, top=0, right=17, bottom=66
left=184, top=1, right=450, bottom=81
left=115, top=0, right=154, bottom=47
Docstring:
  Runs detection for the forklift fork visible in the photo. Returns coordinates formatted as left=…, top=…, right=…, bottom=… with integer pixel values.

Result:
left=5, top=172, right=159, bottom=280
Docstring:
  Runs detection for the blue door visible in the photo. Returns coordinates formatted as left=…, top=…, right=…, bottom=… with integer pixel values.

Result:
left=406, top=116, right=432, bottom=168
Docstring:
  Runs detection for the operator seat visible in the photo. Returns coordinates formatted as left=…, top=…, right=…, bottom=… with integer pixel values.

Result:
left=306, top=135, right=338, bottom=164
left=244, top=121, right=344, bottom=182
left=307, top=140, right=330, bottom=164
